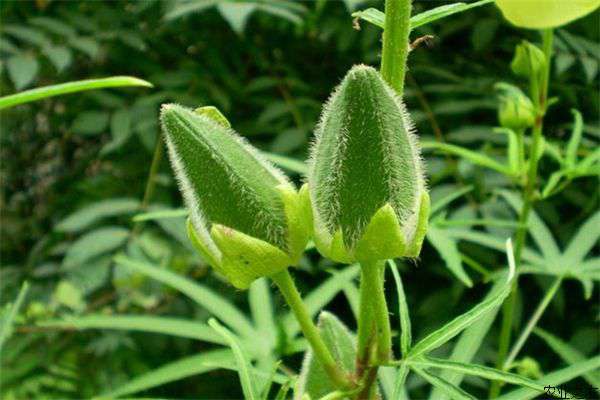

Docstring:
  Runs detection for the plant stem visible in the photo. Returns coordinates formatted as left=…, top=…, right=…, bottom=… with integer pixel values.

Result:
left=271, top=270, right=352, bottom=390
left=380, top=0, right=412, bottom=96
left=490, top=29, right=553, bottom=398
left=132, top=133, right=164, bottom=236
left=503, top=276, right=562, bottom=369
left=355, top=261, right=391, bottom=399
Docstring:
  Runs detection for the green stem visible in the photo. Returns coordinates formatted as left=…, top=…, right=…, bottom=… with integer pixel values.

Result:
left=355, top=261, right=391, bottom=399
left=271, top=270, right=352, bottom=390
left=132, top=133, right=164, bottom=236
left=490, top=29, right=553, bottom=398
left=503, top=276, right=563, bottom=370
left=380, top=0, right=412, bottom=96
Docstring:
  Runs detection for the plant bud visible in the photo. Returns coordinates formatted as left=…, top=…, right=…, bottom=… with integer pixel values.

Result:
left=495, top=82, right=536, bottom=130
left=511, top=41, right=545, bottom=79
left=307, top=65, right=429, bottom=263
left=161, top=104, right=310, bottom=289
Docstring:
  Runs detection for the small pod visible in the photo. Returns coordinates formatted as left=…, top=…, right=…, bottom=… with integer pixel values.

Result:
left=307, top=65, right=429, bottom=264
left=161, top=104, right=310, bottom=289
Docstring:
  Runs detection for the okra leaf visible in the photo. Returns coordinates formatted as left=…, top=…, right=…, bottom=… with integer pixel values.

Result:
left=411, top=357, right=545, bottom=392
left=408, top=271, right=511, bottom=358
left=295, top=312, right=356, bottom=400
left=0, top=282, right=29, bottom=352
left=534, top=328, right=600, bottom=387
left=0, top=76, right=152, bottom=109
left=101, top=349, right=235, bottom=398
left=209, top=318, right=259, bottom=400
left=427, top=225, right=473, bottom=287
left=352, top=0, right=494, bottom=31
left=114, top=255, right=255, bottom=338
left=562, top=211, right=600, bottom=265
left=422, top=141, right=514, bottom=176
left=495, top=355, right=600, bottom=400
left=389, top=260, right=412, bottom=356
left=38, top=315, right=225, bottom=345
left=412, top=367, right=476, bottom=400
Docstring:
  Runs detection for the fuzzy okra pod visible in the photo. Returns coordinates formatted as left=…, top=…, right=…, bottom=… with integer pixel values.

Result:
left=160, top=104, right=310, bottom=289
left=308, top=64, right=429, bottom=264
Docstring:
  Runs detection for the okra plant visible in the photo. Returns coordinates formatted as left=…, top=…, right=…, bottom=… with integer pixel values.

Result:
left=156, top=1, right=599, bottom=399
left=8, top=1, right=597, bottom=399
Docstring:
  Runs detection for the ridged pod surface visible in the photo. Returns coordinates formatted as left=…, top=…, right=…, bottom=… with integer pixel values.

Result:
left=161, top=104, right=309, bottom=288
left=308, top=65, right=429, bottom=263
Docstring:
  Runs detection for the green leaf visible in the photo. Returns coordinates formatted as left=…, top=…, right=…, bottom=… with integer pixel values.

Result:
left=217, top=2, right=257, bottom=35
left=68, top=36, right=99, bottom=58
left=495, top=355, right=600, bottom=400
left=409, top=0, right=494, bottom=30
left=248, top=278, right=276, bottom=351
left=352, top=0, right=494, bottom=30
left=262, top=152, right=308, bottom=174
left=296, top=312, right=356, bottom=400
left=114, top=255, right=255, bottom=338
left=62, top=227, right=129, bottom=270
left=565, top=109, right=583, bottom=168
left=56, top=198, right=140, bottom=232
left=412, top=357, right=545, bottom=392
left=42, top=45, right=72, bottom=72
left=422, top=141, right=514, bottom=176
left=408, top=275, right=511, bottom=358
left=209, top=318, right=259, bottom=400
left=389, top=260, right=411, bottom=357
left=447, top=229, right=545, bottom=266
left=102, top=109, right=133, bottom=154
left=0, top=282, right=29, bottom=351
left=534, top=328, right=600, bottom=387
left=562, top=211, right=600, bottom=265
left=71, top=110, right=110, bottom=136
left=427, top=225, right=473, bottom=287
left=7, top=54, right=39, bottom=90
left=429, top=279, right=504, bottom=400
left=498, top=191, right=560, bottom=262
left=282, top=264, right=360, bottom=338
left=164, top=0, right=220, bottom=21
left=39, top=315, right=225, bottom=345
left=102, top=349, right=234, bottom=398
left=132, top=208, right=188, bottom=222
left=430, top=185, right=474, bottom=216
left=0, top=76, right=152, bottom=110
left=3, top=25, right=49, bottom=46
left=412, top=367, right=476, bottom=400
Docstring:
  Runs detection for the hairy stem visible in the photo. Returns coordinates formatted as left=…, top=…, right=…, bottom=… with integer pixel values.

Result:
left=380, top=0, right=412, bottom=96
left=490, top=28, right=553, bottom=398
left=355, top=261, right=391, bottom=399
left=271, top=270, right=352, bottom=390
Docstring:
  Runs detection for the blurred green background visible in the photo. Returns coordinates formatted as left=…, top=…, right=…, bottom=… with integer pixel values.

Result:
left=1, top=1, right=598, bottom=399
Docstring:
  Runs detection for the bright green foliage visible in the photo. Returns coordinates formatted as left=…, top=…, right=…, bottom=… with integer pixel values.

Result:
left=161, top=104, right=309, bottom=288
left=495, top=83, right=536, bottom=130
left=308, top=65, right=428, bottom=263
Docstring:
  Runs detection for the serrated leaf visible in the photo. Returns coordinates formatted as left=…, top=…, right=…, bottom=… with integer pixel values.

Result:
left=295, top=312, right=355, bottom=400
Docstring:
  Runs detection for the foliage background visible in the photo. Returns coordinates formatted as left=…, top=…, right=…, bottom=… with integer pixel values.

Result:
left=0, top=0, right=598, bottom=398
